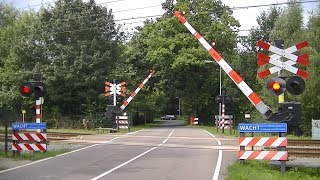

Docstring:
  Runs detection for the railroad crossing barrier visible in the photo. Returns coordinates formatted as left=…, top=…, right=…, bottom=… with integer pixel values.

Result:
left=238, top=123, right=288, bottom=173
left=11, top=122, right=47, bottom=154
left=215, top=115, right=233, bottom=134
left=116, top=115, right=130, bottom=130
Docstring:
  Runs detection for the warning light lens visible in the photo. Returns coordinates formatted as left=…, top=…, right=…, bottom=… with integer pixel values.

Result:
left=271, top=82, right=281, bottom=91
left=21, top=86, right=31, bottom=94
left=19, top=82, right=34, bottom=97
left=266, top=77, right=286, bottom=96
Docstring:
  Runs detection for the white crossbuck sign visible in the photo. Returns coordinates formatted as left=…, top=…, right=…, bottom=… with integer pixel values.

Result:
left=256, top=40, right=309, bottom=79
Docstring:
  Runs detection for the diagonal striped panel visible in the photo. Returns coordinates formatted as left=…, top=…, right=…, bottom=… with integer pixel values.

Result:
left=238, top=150, right=288, bottom=160
left=239, top=137, right=287, bottom=147
left=12, top=143, right=47, bottom=151
left=12, top=133, right=47, bottom=142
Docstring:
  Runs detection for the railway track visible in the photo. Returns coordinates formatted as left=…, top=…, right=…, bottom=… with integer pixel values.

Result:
left=287, top=139, right=320, bottom=158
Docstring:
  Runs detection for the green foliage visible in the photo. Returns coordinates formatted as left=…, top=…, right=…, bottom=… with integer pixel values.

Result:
left=126, top=0, right=240, bottom=123
left=226, top=160, right=319, bottom=180
left=0, top=3, right=19, bottom=28
left=1, top=0, right=123, bottom=126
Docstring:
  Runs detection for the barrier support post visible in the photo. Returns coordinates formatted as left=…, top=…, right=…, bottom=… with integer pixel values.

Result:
left=240, top=132, right=245, bottom=164
left=280, top=132, right=287, bottom=173
left=216, top=120, right=218, bottom=133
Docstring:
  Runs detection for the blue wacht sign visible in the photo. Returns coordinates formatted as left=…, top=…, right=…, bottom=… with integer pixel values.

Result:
left=238, top=123, right=287, bottom=133
left=12, top=123, right=47, bottom=130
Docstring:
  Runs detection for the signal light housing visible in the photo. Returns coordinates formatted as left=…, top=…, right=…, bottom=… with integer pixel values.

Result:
left=33, top=82, right=46, bottom=98
left=20, top=82, right=34, bottom=97
left=19, top=82, right=46, bottom=98
left=286, top=75, right=305, bottom=95
left=266, top=77, right=286, bottom=96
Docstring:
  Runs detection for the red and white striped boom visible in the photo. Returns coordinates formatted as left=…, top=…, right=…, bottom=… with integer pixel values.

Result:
left=174, top=11, right=272, bottom=119
left=120, top=70, right=155, bottom=111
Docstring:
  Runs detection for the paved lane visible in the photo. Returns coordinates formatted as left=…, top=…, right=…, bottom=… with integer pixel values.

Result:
left=0, top=125, right=237, bottom=180
left=100, top=127, right=221, bottom=180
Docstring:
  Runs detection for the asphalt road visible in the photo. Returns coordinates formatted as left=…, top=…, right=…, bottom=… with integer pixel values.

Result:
left=0, top=120, right=238, bottom=180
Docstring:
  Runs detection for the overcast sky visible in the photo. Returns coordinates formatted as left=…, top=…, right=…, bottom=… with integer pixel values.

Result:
left=2, top=0, right=319, bottom=35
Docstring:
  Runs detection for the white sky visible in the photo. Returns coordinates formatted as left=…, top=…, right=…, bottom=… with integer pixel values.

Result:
left=2, top=0, right=319, bottom=36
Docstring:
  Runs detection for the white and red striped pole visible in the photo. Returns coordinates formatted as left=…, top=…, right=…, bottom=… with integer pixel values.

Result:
left=35, top=98, right=41, bottom=132
left=174, top=11, right=272, bottom=118
left=120, top=70, right=155, bottom=111
left=221, top=103, right=225, bottom=133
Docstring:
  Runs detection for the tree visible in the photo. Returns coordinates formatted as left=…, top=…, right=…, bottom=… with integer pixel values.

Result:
left=300, top=4, right=320, bottom=134
left=17, top=0, right=122, bottom=118
left=0, top=6, right=37, bottom=115
left=0, top=3, right=19, bottom=28
left=125, top=0, right=240, bottom=122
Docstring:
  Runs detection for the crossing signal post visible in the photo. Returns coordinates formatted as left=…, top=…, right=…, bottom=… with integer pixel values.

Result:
left=257, top=39, right=308, bottom=135
left=19, top=74, right=47, bottom=132
left=215, top=89, right=231, bottom=134
left=104, top=81, right=127, bottom=131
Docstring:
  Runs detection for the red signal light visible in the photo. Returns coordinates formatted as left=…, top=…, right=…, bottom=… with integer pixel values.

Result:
left=22, top=86, right=31, bottom=94
left=19, top=82, right=34, bottom=97
left=266, top=77, right=286, bottom=96
left=270, top=82, right=281, bottom=91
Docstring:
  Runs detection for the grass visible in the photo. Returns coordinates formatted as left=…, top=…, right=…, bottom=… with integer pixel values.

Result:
left=0, top=149, right=69, bottom=161
left=225, top=160, right=319, bottom=180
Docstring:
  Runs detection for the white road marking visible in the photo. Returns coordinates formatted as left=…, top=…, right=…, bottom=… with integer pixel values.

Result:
left=204, top=130, right=223, bottom=180
left=91, top=146, right=157, bottom=180
left=0, top=130, right=144, bottom=174
left=91, top=129, right=176, bottom=180
left=0, top=144, right=99, bottom=174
